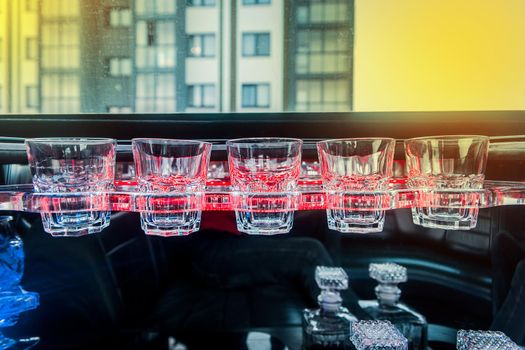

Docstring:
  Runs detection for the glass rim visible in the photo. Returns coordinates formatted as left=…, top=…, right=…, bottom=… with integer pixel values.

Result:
left=318, top=137, right=396, bottom=146
left=132, top=138, right=212, bottom=147
left=25, top=137, right=116, bottom=145
left=404, top=135, right=489, bottom=143
left=226, top=137, right=303, bottom=147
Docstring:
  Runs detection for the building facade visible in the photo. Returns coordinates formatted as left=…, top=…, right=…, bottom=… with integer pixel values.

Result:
left=0, top=0, right=354, bottom=114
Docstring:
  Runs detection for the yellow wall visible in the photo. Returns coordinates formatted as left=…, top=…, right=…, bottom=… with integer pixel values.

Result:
left=0, top=0, right=6, bottom=112
left=354, top=0, right=525, bottom=111
left=0, top=0, right=39, bottom=113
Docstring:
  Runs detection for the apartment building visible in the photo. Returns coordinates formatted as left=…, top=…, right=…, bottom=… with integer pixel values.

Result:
left=0, top=0, right=354, bottom=113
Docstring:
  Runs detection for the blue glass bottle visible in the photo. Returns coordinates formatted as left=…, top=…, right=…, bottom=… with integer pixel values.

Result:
left=0, top=216, right=39, bottom=349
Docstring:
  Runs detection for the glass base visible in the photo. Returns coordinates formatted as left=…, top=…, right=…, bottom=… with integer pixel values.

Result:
left=41, top=211, right=111, bottom=237
left=235, top=211, right=294, bottom=235
left=411, top=208, right=478, bottom=230
left=327, top=209, right=385, bottom=233
left=302, top=307, right=356, bottom=350
left=140, top=211, right=201, bottom=236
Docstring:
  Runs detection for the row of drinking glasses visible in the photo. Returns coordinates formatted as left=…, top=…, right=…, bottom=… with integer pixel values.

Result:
left=24, top=135, right=489, bottom=237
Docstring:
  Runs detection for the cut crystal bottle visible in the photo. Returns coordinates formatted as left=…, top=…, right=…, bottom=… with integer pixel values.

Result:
left=302, top=266, right=358, bottom=350
left=359, top=263, right=427, bottom=350
left=350, top=320, right=408, bottom=350
left=0, top=216, right=39, bottom=350
left=456, top=330, right=521, bottom=350
left=0, top=216, right=24, bottom=291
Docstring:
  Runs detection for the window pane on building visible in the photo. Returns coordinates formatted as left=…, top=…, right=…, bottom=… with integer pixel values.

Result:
left=242, top=34, right=255, bottom=56
left=109, top=8, right=132, bottom=27
left=257, top=84, right=270, bottom=107
left=203, top=35, right=215, bottom=57
left=242, top=85, right=256, bottom=107
left=202, top=85, right=215, bottom=107
left=257, top=34, right=270, bottom=55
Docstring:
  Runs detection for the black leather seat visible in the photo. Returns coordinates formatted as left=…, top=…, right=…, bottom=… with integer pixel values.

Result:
left=9, top=211, right=328, bottom=349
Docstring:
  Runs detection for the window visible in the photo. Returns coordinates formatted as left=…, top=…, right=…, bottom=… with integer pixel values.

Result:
left=135, top=0, right=176, bottom=15
left=26, top=38, right=38, bottom=60
left=41, top=74, right=80, bottom=113
left=187, top=34, right=216, bottom=57
left=297, top=0, right=349, bottom=24
left=108, top=57, right=132, bottom=76
left=42, top=21, right=80, bottom=69
left=295, top=29, right=349, bottom=74
left=243, top=0, right=271, bottom=4
left=26, top=0, right=37, bottom=12
left=26, top=86, right=39, bottom=108
left=187, top=0, right=216, bottom=6
left=242, top=33, right=270, bottom=56
left=108, top=8, right=132, bottom=27
left=136, top=20, right=176, bottom=68
left=42, top=0, right=80, bottom=17
left=295, top=79, right=349, bottom=111
left=0, top=38, right=2, bottom=62
left=242, top=84, right=270, bottom=108
left=107, top=106, right=132, bottom=113
left=187, top=84, right=216, bottom=108
left=0, top=86, right=2, bottom=109
left=135, top=73, right=176, bottom=112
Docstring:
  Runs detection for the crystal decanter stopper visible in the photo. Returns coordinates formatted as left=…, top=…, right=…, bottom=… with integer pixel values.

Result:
left=456, top=330, right=521, bottom=350
left=350, top=320, right=408, bottom=350
left=302, top=266, right=357, bottom=350
left=359, top=263, right=427, bottom=350
left=0, top=216, right=39, bottom=350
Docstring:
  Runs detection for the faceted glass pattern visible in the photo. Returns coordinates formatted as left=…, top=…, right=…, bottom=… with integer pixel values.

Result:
left=227, top=138, right=302, bottom=235
left=456, top=330, right=521, bottom=350
left=351, top=320, right=408, bottom=350
left=364, top=262, right=427, bottom=350
left=317, top=138, right=396, bottom=233
left=405, top=135, right=489, bottom=230
left=132, top=138, right=212, bottom=236
left=303, top=265, right=356, bottom=350
left=25, top=138, right=116, bottom=236
left=315, top=266, right=349, bottom=291
left=369, top=262, right=408, bottom=284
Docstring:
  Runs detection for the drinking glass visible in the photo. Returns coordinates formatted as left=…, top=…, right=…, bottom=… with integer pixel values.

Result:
left=317, top=138, right=396, bottom=233
left=227, top=138, right=302, bottom=235
left=404, top=135, right=489, bottom=230
left=132, top=138, right=211, bottom=236
left=25, top=138, right=116, bottom=236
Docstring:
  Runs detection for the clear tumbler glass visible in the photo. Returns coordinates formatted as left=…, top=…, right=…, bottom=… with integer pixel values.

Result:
left=227, top=138, right=302, bottom=235
left=317, top=138, right=396, bottom=233
left=404, top=135, right=489, bottom=230
left=132, top=138, right=211, bottom=236
left=25, top=138, right=116, bottom=236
